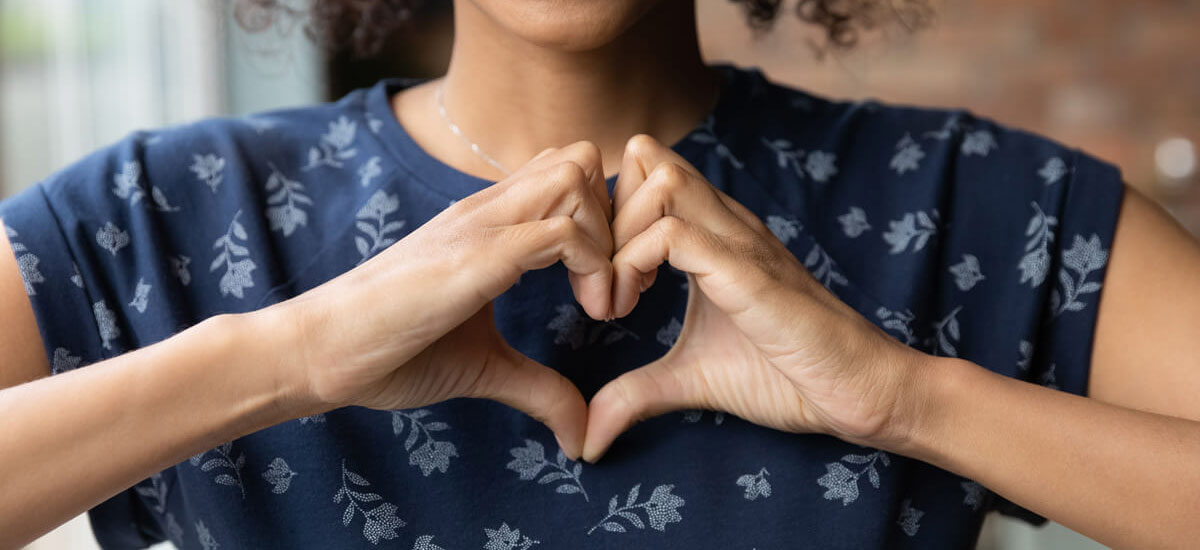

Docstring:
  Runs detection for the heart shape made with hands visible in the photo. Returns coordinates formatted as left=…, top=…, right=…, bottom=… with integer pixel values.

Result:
left=545, top=135, right=918, bottom=464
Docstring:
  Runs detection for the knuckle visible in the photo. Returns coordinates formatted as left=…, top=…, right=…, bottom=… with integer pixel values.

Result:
left=648, top=163, right=690, bottom=200
left=566, top=140, right=602, bottom=164
left=654, top=215, right=686, bottom=240
left=625, top=133, right=659, bottom=157
left=545, top=215, right=579, bottom=241
left=550, top=160, right=589, bottom=188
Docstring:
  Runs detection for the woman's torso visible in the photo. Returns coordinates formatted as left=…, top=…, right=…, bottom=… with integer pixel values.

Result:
left=0, top=63, right=1124, bottom=549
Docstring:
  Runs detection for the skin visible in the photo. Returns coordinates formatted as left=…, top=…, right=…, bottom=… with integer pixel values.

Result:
left=2, top=0, right=1200, bottom=547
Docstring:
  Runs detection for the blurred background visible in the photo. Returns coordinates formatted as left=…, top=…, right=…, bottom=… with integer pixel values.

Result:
left=5, top=0, right=1197, bottom=548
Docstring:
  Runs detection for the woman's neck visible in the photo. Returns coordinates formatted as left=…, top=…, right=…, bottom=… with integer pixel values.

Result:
left=393, top=0, right=719, bottom=180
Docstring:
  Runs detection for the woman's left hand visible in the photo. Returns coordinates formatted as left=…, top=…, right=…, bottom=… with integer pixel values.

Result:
left=583, top=135, right=933, bottom=462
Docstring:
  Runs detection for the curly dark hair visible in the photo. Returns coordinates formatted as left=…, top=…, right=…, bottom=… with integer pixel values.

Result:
left=235, top=0, right=933, bottom=59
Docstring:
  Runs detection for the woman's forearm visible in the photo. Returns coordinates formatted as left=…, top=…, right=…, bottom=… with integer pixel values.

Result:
left=896, top=356, right=1200, bottom=548
left=0, top=311, right=317, bottom=547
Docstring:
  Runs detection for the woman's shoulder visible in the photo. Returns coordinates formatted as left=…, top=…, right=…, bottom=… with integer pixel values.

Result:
left=0, top=85, right=393, bottom=359
left=716, top=66, right=1126, bottom=394
left=729, top=64, right=1122, bottom=196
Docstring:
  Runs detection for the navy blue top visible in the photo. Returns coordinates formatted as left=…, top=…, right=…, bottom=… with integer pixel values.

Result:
left=0, top=64, right=1125, bottom=549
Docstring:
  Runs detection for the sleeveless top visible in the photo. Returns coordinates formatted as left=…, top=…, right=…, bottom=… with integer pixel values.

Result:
left=0, top=64, right=1125, bottom=549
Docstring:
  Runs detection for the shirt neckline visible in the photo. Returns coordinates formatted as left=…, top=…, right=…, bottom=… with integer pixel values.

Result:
left=363, top=62, right=755, bottom=201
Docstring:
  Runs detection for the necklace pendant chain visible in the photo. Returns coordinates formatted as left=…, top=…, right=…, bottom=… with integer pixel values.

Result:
left=436, top=81, right=513, bottom=178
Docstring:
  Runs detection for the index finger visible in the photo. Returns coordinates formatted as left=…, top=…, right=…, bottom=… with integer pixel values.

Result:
left=613, top=134, right=704, bottom=213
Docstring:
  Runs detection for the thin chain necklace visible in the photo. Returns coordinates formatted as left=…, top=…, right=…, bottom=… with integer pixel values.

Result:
left=435, top=81, right=513, bottom=177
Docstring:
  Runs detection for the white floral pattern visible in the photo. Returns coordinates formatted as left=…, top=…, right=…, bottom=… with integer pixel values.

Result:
left=210, top=210, right=256, bottom=299
left=816, top=450, right=891, bottom=505
left=890, top=134, right=926, bottom=175
left=760, top=138, right=838, bottom=182
left=355, top=190, right=406, bottom=264
left=264, top=163, right=313, bottom=237
left=883, top=210, right=938, bottom=254
left=588, top=483, right=685, bottom=535
left=1050, top=234, right=1108, bottom=317
left=927, top=305, right=964, bottom=357
left=334, top=460, right=406, bottom=544
left=765, top=215, right=801, bottom=244
left=961, top=481, right=985, bottom=511
left=196, top=519, right=219, bottom=550
left=656, top=317, right=682, bottom=347
left=1016, top=339, right=1033, bottom=375
left=129, top=277, right=151, bottom=313
left=505, top=439, right=588, bottom=501
left=546, top=303, right=638, bottom=349
left=896, top=498, right=924, bottom=536
left=359, top=156, right=383, bottom=187
left=804, top=243, right=848, bottom=288
left=876, top=306, right=917, bottom=345
left=112, top=161, right=179, bottom=211
left=51, top=347, right=82, bottom=374
left=961, top=130, right=997, bottom=156
left=96, top=222, right=130, bottom=256
left=1018, top=202, right=1058, bottom=287
left=170, top=255, right=192, bottom=286
left=413, top=535, right=445, bottom=550
left=948, top=254, right=985, bottom=291
left=305, top=116, right=358, bottom=170
left=736, top=468, right=772, bottom=501
left=1039, top=157, right=1069, bottom=185
left=681, top=410, right=726, bottom=425
left=6, top=227, right=44, bottom=295
left=838, top=207, right=871, bottom=238
left=484, top=522, right=539, bottom=550
left=392, top=409, right=458, bottom=476
left=189, top=441, right=246, bottom=498
left=190, top=154, right=227, bottom=194
left=93, top=300, right=120, bottom=350
left=262, top=457, right=297, bottom=494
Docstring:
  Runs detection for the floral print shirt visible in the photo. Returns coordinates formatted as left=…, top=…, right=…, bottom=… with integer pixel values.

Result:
left=0, top=63, right=1125, bottom=549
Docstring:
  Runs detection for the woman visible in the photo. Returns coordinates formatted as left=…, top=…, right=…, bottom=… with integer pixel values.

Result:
left=2, top=0, right=1198, bottom=548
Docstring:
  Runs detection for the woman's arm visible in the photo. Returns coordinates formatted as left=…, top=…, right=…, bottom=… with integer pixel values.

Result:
left=0, top=296, right=310, bottom=547
left=0, top=141, right=615, bottom=547
left=902, top=356, right=1200, bottom=548
left=898, top=186, right=1200, bottom=548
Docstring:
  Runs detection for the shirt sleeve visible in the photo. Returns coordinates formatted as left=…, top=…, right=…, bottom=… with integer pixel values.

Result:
left=988, top=137, right=1126, bottom=524
left=0, top=134, right=171, bottom=549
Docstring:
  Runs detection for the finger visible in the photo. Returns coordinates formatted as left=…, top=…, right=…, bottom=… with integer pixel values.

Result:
left=612, top=161, right=743, bottom=253
left=461, top=141, right=608, bottom=220
left=505, top=215, right=614, bottom=321
left=582, top=356, right=702, bottom=463
left=469, top=344, right=589, bottom=460
left=616, top=134, right=767, bottom=237
left=500, top=141, right=611, bottom=224
left=612, top=216, right=752, bottom=318
left=612, top=134, right=704, bottom=213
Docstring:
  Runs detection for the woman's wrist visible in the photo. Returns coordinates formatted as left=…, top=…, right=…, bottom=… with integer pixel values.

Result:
left=206, top=309, right=329, bottom=428
left=876, top=352, right=984, bottom=462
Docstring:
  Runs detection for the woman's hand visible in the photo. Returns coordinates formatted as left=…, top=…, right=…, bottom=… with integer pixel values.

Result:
left=583, top=135, right=932, bottom=462
left=264, top=142, right=615, bottom=458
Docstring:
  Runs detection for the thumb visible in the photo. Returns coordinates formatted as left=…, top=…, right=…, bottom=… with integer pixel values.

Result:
left=583, top=358, right=703, bottom=463
left=467, top=344, right=589, bottom=460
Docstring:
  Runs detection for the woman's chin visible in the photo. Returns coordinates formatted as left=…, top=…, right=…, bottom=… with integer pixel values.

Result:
left=465, top=0, right=664, bottom=52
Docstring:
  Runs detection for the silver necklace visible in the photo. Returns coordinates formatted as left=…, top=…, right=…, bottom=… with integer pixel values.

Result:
left=435, top=81, right=512, bottom=177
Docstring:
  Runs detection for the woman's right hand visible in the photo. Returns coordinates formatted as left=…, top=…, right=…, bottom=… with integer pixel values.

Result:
left=263, top=142, right=613, bottom=458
